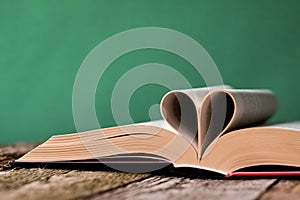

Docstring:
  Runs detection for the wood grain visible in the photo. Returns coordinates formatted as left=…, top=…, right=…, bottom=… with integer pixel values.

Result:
left=92, top=176, right=275, bottom=200
left=0, top=169, right=148, bottom=200
left=260, top=180, right=300, bottom=200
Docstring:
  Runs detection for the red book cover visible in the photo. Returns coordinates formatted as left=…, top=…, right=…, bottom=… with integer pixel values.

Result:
left=227, top=171, right=300, bottom=178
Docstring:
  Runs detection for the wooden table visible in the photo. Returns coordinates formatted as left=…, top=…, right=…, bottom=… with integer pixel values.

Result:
left=1, top=144, right=300, bottom=200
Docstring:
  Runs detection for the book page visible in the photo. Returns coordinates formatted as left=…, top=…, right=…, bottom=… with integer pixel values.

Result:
left=223, top=89, right=278, bottom=131
left=264, top=121, right=300, bottom=130
left=137, top=120, right=177, bottom=133
left=199, top=124, right=300, bottom=173
left=160, top=85, right=278, bottom=159
left=200, top=89, right=278, bottom=157
left=160, top=85, right=232, bottom=148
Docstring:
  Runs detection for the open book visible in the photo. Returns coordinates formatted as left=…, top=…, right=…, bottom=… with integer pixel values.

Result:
left=12, top=85, right=300, bottom=178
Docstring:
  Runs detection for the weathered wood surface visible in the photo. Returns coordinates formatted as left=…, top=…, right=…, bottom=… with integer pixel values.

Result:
left=94, top=176, right=275, bottom=200
left=0, top=143, right=38, bottom=171
left=0, top=169, right=148, bottom=200
left=260, top=180, right=300, bottom=200
left=0, top=143, right=300, bottom=200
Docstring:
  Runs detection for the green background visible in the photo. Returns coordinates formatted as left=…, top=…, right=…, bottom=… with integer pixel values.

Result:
left=1, top=0, right=299, bottom=144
